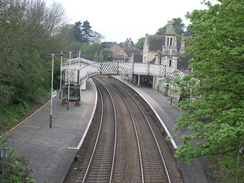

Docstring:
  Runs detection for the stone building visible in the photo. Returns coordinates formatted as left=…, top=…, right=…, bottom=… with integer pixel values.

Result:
left=104, top=38, right=142, bottom=62
left=142, top=21, right=188, bottom=72
left=139, top=21, right=190, bottom=96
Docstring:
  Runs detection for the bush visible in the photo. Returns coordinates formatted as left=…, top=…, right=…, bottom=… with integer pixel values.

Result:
left=0, top=138, right=36, bottom=183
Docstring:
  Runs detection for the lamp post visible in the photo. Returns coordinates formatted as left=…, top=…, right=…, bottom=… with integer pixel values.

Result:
left=42, top=53, right=63, bottom=128
left=67, top=52, right=72, bottom=110
left=50, top=54, right=55, bottom=128
left=59, top=51, right=63, bottom=99
left=41, top=53, right=54, bottom=128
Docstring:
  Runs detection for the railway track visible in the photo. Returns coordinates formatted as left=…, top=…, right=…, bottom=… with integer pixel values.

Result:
left=82, top=79, right=117, bottom=183
left=64, top=76, right=183, bottom=183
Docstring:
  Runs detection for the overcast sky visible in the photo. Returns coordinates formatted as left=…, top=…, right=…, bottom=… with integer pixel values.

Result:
left=47, top=0, right=208, bottom=43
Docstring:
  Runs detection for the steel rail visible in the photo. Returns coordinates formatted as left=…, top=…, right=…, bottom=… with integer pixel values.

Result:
left=108, top=78, right=172, bottom=183
left=81, top=87, right=104, bottom=183
left=81, top=80, right=117, bottom=183
left=103, top=83, right=117, bottom=183
left=105, top=80, right=145, bottom=183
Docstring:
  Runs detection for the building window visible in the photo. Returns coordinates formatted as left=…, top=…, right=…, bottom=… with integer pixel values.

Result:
left=167, top=37, right=169, bottom=46
left=170, top=38, right=173, bottom=46
left=169, top=60, right=172, bottom=67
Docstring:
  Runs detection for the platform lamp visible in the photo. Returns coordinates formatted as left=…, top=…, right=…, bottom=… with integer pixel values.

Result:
left=55, top=51, right=64, bottom=100
left=57, top=51, right=63, bottom=100
left=50, top=54, right=55, bottom=128
left=42, top=53, right=63, bottom=128
left=67, top=52, right=72, bottom=110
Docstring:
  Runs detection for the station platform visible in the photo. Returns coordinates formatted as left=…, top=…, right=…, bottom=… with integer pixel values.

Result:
left=6, top=76, right=213, bottom=183
left=7, top=79, right=97, bottom=183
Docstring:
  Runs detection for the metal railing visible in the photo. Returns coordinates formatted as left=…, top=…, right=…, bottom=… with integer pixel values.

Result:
left=63, top=60, right=186, bottom=85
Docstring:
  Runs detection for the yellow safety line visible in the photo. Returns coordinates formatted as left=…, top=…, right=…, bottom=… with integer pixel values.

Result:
left=0, top=99, right=51, bottom=139
left=0, top=90, right=61, bottom=139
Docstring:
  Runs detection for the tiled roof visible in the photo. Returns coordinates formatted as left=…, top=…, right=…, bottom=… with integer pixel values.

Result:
left=124, top=49, right=142, bottom=57
left=146, top=35, right=165, bottom=51
left=103, top=42, right=117, bottom=48
left=165, top=24, right=176, bottom=35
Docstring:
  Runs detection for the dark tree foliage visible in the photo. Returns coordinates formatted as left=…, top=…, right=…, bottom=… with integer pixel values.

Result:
left=72, top=20, right=94, bottom=44
left=72, top=21, right=83, bottom=42
left=183, top=24, right=195, bottom=37
left=168, top=0, right=244, bottom=182
left=171, top=17, right=185, bottom=35
left=135, top=37, right=145, bottom=50
left=82, top=20, right=93, bottom=43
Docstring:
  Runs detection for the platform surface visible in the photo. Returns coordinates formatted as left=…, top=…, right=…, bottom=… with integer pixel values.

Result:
left=7, top=79, right=97, bottom=183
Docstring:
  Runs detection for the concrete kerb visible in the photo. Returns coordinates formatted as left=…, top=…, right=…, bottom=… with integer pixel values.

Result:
left=67, top=80, right=98, bottom=150
left=60, top=79, right=98, bottom=183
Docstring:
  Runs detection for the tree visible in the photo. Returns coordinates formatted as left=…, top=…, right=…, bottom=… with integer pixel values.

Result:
left=183, top=24, right=195, bottom=37
left=24, top=0, right=66, bottom=52
left=135, top=37, right=145, bottom=50
left=70, top=20, right=94, bottom=44
left=155, top=17, right=185, bottom=35
left=90, top=31, right=104, bottom=44
left=171, top=0, right=244, bottom=181
left=171, top=17, right=185, bottom=35
left=155, top=26, right=166, bottom=36
left=56, top=24, right=74, bottom=50
left=81, top=20, right=93, bottom=43
left=0, top=0, right=66, bottom=125
left=72, top=21, right=83, bottom=42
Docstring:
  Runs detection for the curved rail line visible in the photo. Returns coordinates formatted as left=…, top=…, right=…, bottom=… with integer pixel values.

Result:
left=81, top=81, right=117, bottom=183
left=100, top=77, right=172, bottom=183
left=64, top=76, right=183, bottom=183
left=100, top=78, right=145, bottom=182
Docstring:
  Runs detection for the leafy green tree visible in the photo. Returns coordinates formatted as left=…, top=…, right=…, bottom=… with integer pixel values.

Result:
left=155, top=26, right=166, bottom=36
left=101, top=47, right=112, bottom=61
left=78, top=42, right=112, bottom=61
left=184, top=24, right=195, bottom=37
left=0, top=0, right=65, bottom=128
left=155, top=17, right=185, bottom=35
left=135, top=37, right=145, bottom=50
left=56, top=24, right=75, bottom=50
left=0, top=138, right=35, bottom=182
left=171, top=17, right=185, bottom=35
left=171, top=0, right=244, bottom=181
